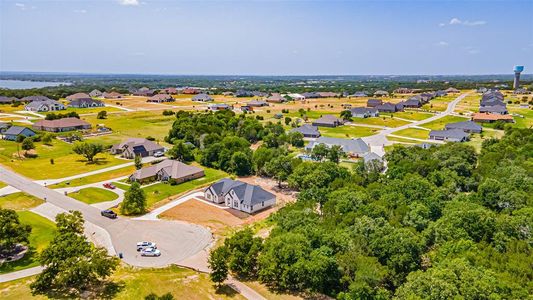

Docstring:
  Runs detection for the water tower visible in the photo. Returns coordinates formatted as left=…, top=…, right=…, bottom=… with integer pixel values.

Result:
left=513, top=65, right=524, bottom=89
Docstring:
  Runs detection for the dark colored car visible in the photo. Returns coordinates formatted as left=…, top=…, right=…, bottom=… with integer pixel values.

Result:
left=101, top=209, right=117, bottom=219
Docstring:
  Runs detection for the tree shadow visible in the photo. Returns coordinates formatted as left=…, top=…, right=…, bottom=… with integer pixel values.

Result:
left=215, top=284, right=239, bottom=297
left=40, top=280, right=125, bottom=300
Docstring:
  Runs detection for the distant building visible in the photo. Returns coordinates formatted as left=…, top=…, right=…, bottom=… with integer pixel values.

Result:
left=367, top=99, right=383, bottom=107
left=2, top=126, right=36, bottom=141
left=129, top=160, right=204, bottom=184
left=21, top=95, right=53, bottom=102
left=266, top=93, right=285, bottom=103
left=133, top=87, right=156, bottom=97
left=287, top=93, right=305, bottom=100
left=429, top=129, right=469, bottom=142
left=401, top=98, right=422, bottom=108
left=306, top=137, right=370, bottom=157
left=182, top=88, right=201, bottom=94
left=350, top=107, right=379, bottom=118
left=246, top=100, right=268, bottom=107
left=0, top=96, right=19, bottom=104
left=394, top=88, right=413, bottom=94
left=317, top=92, right=339, bottom=98
left=444, top=88, right=460, bottom=93
left=68, top=98, right=104, bottom=108
left=160, top=87, right=178, bottom=95
left=66, top=93, right=92, bottom=102
left=192, top=94, right=213, bottom=102
left=444, top=121, right=482, bottom=133
left=208, top=103, right=231, bottom=111
left=301, top=92, right=320, bottom=99
left=376, top=102, right=403, bottom=113
left=103, top=92, right=123, bottom=99
left=204, top=178, right=276, bottom=214
left=472, top=113, right=514, bottom=123
left=89, top=90, right=103, bottom=97
left=25, top=99, right=65, bottom=112
left=312, top=115, right=344, bottom=127
left=32, top=118, right=91, bottom=132
left=290, top=124, right=321, bottom=138
left=373, top=90, right=389, bottom=97
left=349, top=92, right=368, bottom=98
left=479, top=105, right=508, bottom=115
left=147, top=94, right=174, bottom=103
left=111, top=138, right=165, bottom=159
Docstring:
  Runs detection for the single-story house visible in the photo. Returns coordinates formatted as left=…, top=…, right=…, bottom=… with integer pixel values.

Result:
left=402, top=98, right=422, bottom=108
left=266, top=94, right=285, bottom=103
left=68, top=98, right=104, bottom=108
left=350, top=107, right=379, bottom=118
left=102, top=92, right=123, bottom=99
left=235, top=90, right=254, bottom=97
left=2, top=126, right=36, bottom=141
left=247, top=100, right=268, bottom=107
left=362, top=152, right=383, bottom=164
left=479, top=105, right=508, bottom=115
left=312, top=115, right=344, bottom=127
left=317, top=92, right=340, bottom=98
left=349, top=92, right=368, bottom=98
left=25, top=99, right=65, bottom=112
left=472, top=113, right=514, bottom=123
left=373, top=90, right=389, bottom=97
left=444, top=88, right=460, bottom=93
left=290, top=124, right=321, bottom=138
left=376, top=102, right=403, bottom=113
left=21, top=95, right=53, bottom=102
left=305, top=137, right=370, bottom=157
left=66, top=93, right=92, bottom=102
left=394, top=88, right=413, bottom=94
left=129, top=159, right=204, bottom=184
left=208, top=103, right=231, bottom=111
left=480, top=99, right=506, bottom=107
left=287, top=93, right=305, bottom=100
left=444, top=121, right=482, bottom=133
left=367, top=99, right=383, bottom=107
left=301, top=92, right=320, bottom=99
left=435, top=90, right=448, bottom=97
left=429, top=129, right=469, bottom=142
left=147, top=94, right=174, bottom=103
left=0, top=96, right=19, bottom=104
left=111, top=138, right=164, bottom=159
left=182, top=88, right=201, bottom=94
left=89, top=89, right=103, bottom=97
left=160, top=87, right=178, bottom=95
left=133, top=87, right=156, bottom=97
left=32, top=118, right=91, bottom=132
left=204, top=178, right=276, bottom=214
left=192, top=94, right=213, bottom=102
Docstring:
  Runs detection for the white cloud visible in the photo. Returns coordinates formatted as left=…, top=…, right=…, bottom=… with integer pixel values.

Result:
left=15, top=3, right=36, bottom=10
left=436, top=41, right=449, bottom=47
left=118, top=0, right=139, bottom=6
left=465, top=46, right=480, bottom=55
left=438, top=23, right=445, bottom=27
left=449, top=18, right=462, bottom=25
left=74, top=9, right=87, bottom=14
left=446, top=17, right=487, bottom=26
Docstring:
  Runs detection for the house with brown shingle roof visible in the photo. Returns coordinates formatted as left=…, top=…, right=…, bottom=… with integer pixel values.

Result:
left=32, top=118, right=92, bottom=132
left=103, top=92, right=123, bottom=99
left=129, top=160, right=204, bottom=184
left=147, top=94, right=174, bottom=103
left=111, top=138, right=164, bottom=159
left=66, top=93, right=92, bottom=102
left=266, top=93, right=285, bottom=103
left=312, top=115, right=344, bottom=127
left=472, top=113, right=514, bottom=123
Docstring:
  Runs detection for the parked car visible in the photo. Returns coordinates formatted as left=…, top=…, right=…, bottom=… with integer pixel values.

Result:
left=101, top=209, right=117, bottom=219
left=103, top=183, right=116, bottom=189
left=141, top=247, right=161, bottom=257
left=137, top=241, right=157, bottom=251
left=153, top=151, right=164, bottom=157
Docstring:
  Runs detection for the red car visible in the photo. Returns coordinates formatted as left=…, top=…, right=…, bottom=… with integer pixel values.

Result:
left=103, top=183, right=116, bottom=189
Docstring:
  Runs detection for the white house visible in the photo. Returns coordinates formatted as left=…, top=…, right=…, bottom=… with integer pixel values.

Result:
left=24, top=99, right=65, bottom=112
left=204, top=178, right=276, bottom=214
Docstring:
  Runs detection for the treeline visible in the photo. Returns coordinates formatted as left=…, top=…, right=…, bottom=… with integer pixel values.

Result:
left=209, top=128, right=533, bottom=299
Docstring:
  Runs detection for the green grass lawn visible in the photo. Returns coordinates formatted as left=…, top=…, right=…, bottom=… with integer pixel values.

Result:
left=386, top=136, right=421, bottom=144
left=352, top=116, right=410, bottom=127
left=64, top=106, right=121, bottom=115
left=0, top=211, right=56, bottom=274
left=0, top=192, right=44, bottom=211
left=422, top=95, right=458, bottom=111
left=508, top=107, right=533, bottom=128
left=420, top=115, right=470, bottom=130
left=112, top=181, right=131, bottom=190
left=466, top=130, right=504, bottom=152
left=382, top=111, right=434, bottom=121
left=68, top=187, right=119, bottom=204
left=392, top=128, right=430, bottom=140
left=49, top=165, right=136, bottom=188
left=141, top=167, right=228, bottom=210
left=320, top=125, right=379, bottom=139
left=0, top=265, right=244, bottom=300
left=0, top=139, right=125, bottom=180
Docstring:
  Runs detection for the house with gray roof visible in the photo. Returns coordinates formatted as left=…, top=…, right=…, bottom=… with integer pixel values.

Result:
left=192, top=94, right=213, bottom=102
left=362, top=152, right=383, bottom=164
left=429, top=129, right=469, bottom=142
left=266, top=93, right=286, bottom=103
left=367, top=99, right=383, bottom=107
left=204, top=178, right=276, bottom=214
left=2, top=126, right=36, bottom=141
left=312, top=115, right=343, bottom=127
left=402, top=98, right=422, bottom=108
left=301, top=92, right=320, bottom=99
left=349, top=92, right=368, bottom=98
left=444, top=121, right=482, bottom=133
left=147, top=94, right=174, bottom=103
left=111, top=138, right=165, bottom=159
left=21, top=95, right=52, bottom=102
left=89, top=90, right=103, bottom=97
left=208, top=103, right=231, bottom=111
left=129, top=159, right=204, bottom=184
left=479, top=105, right=508, bottom=115
left=0, top=96, right=18, bottom=104
left=373, top=90, right=389, bottom=97
left=68, top=98, right=104, bottom=108
left=25, top=99, right=65, bottom=112
left=350, top=107, right=379, bottom=118
left=480, top=99, right=506, bottom=107
left=246, top=100, right=268, bottom=107
left=290, top=124, right=321, bottom=138
left=66, top=93, right=92, bottom=102
left=376, top=102, right=403, bottom=113
left=306, top=137, right=370, bottom=157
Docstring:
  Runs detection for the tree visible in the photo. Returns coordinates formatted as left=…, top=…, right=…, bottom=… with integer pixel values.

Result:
left=287, top=131, right=304, bottom=147
left=145, top=292, right=174, bottom=300
left=21, top=137, right=35, bottom=153
left=0, top=208, right=31, bottom=257
left=340, top=110, right=352, bottom=121
left=134, top=154, right=142, bottom=170
left=120, top=182, right=147, bottom=215
left=265, top=156, right=293, bottom=187
left=229, top=151, right=253, bottom=176
left=72, top=142, right=104, bottom=162
left=284, top=116, right=292, bottom=125
left=208, top=246, right=229, bottom=288
left=224, top=228, right=263, bottom=278
left=167, top=140, right=194, bottom=162
left=327, top=145, right=345, bottom=163
left=42, top=133, right=54, bottom=145
left=96, top=110, right=107, bottom=119
left=311, top=143, right=329, bottom=161
left=30, top=211, right=119, bottom=297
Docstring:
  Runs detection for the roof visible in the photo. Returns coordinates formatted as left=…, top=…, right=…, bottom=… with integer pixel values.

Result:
left=350, top=107, right=378, bottom=115
left=266, top=94, right=285, bottom=102
left=445, top=121, right=482, bottom=132
left=374, top=90, right=389, bottom=95
left=207, top=179, right=275, bottom=206
left=445, top=88, right=460, bottom=93
left=131, top=160, right=203, bottom=181
left=367, top=99, right=382, bottom=104
left=429, top=129, right=469, bottom=140
left=148, top=94, right=173, bottom=101
left=479, top=105, right=507, bottom=114
left=33, top=117, right=90, bottom=129
left=0, top=96, right=18, bottom=103
left=25, top=99, right=63, bottom=109
left=307, top=137, right=369, bottom=154
left=69, top=98, right=103, bottom=106
left=362, top=152, right=382, bottom=163
left=66, top=93, right=91, bottom=101
left=209, top=103, right=230, bottom=109
left=247, top=100, right=268, bottom=106
left=313, top=114, right=342, bottom=125
left=402, top=98, right=421, bottom=106
left=192, top=94, right=212, bottom=101
left=4, top=126, right=34, bottom=136
left=112, top=138, right=163, bottom=152
left=21, top=95, right=52, bottom=102
left=472, top=113, right=513, bottom=121
left=290, top=124, right=320, bottom=136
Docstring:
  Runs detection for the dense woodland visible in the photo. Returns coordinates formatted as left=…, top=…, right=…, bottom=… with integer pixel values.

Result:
left=209, top=128, right=532, bottom=299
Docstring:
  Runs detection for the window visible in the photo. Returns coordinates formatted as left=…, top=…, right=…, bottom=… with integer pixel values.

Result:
left=262, top=201, right=264, bottom=207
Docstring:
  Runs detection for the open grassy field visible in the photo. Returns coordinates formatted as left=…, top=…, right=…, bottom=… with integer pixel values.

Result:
left=0, top=265, right=244, bottom=300
left=49, top=165, right=136, bottom=188
left=352, top=116, right=410, bottom=127
left=421, top=95, right=458, bottom=112
left=382, top=111, right=434, bottom=121
left=320, top=125, right=379, bottom=139
left=420, top=115, right=470, bottom=130
left=392, top=128, right=430, bottom=140
left=454, top=94, right=481, bottom=113
left=64, top=106, right=122, bottom=115
left=386, top=136, right=422, bottom=144
left=0, top=211, right=56, bottom=274
left=0, top=192, right=43, bottom=211
left=69, top=187, right=118, bottom=204
left=508, top=107, right=533, bottom=128
left=0, top=138, right=124, bottom=180
left=466, top=129, right=504, bottom=152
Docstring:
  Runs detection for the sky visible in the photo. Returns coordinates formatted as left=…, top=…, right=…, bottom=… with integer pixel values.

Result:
left=0, top=0, right=532, bottom=75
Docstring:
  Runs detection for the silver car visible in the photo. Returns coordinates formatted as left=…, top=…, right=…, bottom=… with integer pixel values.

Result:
left=141, top=247, right=161, bottom=257
left=136, top=241, right=157, bottom=251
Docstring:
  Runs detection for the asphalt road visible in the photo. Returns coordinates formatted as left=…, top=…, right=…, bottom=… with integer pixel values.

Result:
left=0, top=166, right=212, bottom=268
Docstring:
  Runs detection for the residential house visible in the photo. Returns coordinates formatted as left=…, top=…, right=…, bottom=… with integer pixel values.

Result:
left=429, top=129, right=469, bottom=142
left=362, top=152, right=383, bottom=164
left=444, top=121, right=482, bottom=133
left=472, top=113, right=514, bottom=123
left=479, top=105, right=508, bottom=115
left=306, top=137, right=370, bottom=157
left=394, top=88, right=413, bottom=94
left=349, top=92, right=368, bottom=98
left=2, top=126, right=36, bottom=141
left=235, top=90, right=254, bottom=97
left=192, top=94, right=213, bottom=102
left=376, top=102, right=403, bottom=113
left=420, top=93, right=436, bottom=102
left=204, top=178, right=276, bottom=214
left=21, top=95, right=53, bottom=102
left=514, top=88, right=530, bottom=95
left=287, top=93, right=305, bottom=100
left=350, top=107, right=379, bottom=118
left=182, top=88, right=201, bottom=94
left=66, top=93, right=92, bottom=102
left=367, top=99, right=383, bottom=107
left=476, top=87, right=488, bottom=93
left=147, top=94, right=174, bottom=103
left=129, top=160, right=204, bottom=184
left=401, top=98, right=422, bottom=108
left=444, top=88, right=460, bottom=93
left=102, top=92, right=123, bottom=99
left=160, top=87, right=178, bottom=95
left=290, top=124, right=321, bottom=138
left=89, top=89, right=103, bottom=97
left=32, top=118, right=91, bottom=132
left=435, top=90, right=448, bottom=97
left=68, top=98, right=104, bottom=108
left=25, top=99, right=65, bottom=112
left=208, top=103, right=231, bottom=111
left=0, top=96, right=18, bottom=104
left=246, top=100, right=268, bottom=107
left=133, top=87, right=156, bottom=97
left=373, top=90, right=389, bottom=97
left=111, top=138, right=164, bottom=159
left=312, top=115, right=344, bottom=127
left=301, top=92, right=320, bottom=99
left=266, top=93, right=285, bottom=103
left=317, top=92, right=339, bottom=98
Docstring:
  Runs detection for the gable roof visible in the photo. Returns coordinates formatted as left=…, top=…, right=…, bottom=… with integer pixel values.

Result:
left=66, top=93, right=91, bottom=101
left=33, top=117, right=90, bottom=129
left=21, top=95, right=52, bottom=102
left=290, top=124, right=320, bottom=136
left=479, top=105, right=508, bottom=114
left=445, top=121, right=482, bottom=132
left=25, top=99, right=63, bottom=110
left=207, top=179, right=275, bottom=206
left=472, top=113, right=513, bottom=122
left=192, top=94, right=213, bottom=101
left=69, top=98, right=103, bottom=106
left=307, top=137, right=369, bottom=154
left=313, top=114, right=343, bottom=125
left=148, top=94, right=173, bottom=101
left=0, top=96, right=18, bottom=103
left=130, top=160, right=203, bottom=181
left=350, top=107, right=378, bottom=115
left=429, top=129, right=469, bottom=140
left=4, top=126, right=34, bottom=136
left=111, top=138, right=163, bottom=152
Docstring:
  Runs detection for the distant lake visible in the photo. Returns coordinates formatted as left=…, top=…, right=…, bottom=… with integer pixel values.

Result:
left=0, top=79, right=71, bottom=89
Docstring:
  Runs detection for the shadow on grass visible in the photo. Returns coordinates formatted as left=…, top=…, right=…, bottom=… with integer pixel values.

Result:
left=0, top=248, right=38, bottom=274
left=75, top=157, right=110, bottom=165
left=40, top=280, right=125, bottom=300
left=215, top=284, right=240, bottom=297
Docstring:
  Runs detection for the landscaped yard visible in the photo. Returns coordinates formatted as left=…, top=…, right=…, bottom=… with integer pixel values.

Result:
left=68, top=187, right=119, bottom=204
left=508, top=107, right=533, bottom=128
left=391, top=128, right=430, bottom=140
left=420, top=115, right=470, bottom=130
left=352, top=116, right=410, bottom=127
left=320, top=125, right=378, bottom=139
left=0, top=192, right=43, bottom=211
left=64, top=106, right=121, bottom=115
left=382, top=111, right=434, bottom=121
left=422, top=95, right=458, bottom=111
left=0, top=265, right=244, bottom=299
left=49, top=165, right=136, bottom=188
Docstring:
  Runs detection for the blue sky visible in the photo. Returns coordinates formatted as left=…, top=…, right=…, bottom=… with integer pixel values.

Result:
left=1, top=0, right=532, bottom=75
